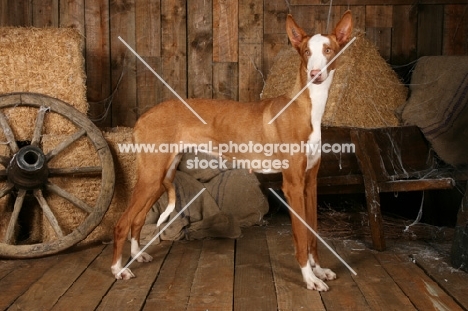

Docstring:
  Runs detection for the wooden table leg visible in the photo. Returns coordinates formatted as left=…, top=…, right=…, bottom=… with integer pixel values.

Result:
left=350, top=130, right=386, bottom=251
left=451, top=181, right=468, bottom=272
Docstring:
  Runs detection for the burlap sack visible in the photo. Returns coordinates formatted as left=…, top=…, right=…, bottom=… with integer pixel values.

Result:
left=398, top=56, right=468, bottom=166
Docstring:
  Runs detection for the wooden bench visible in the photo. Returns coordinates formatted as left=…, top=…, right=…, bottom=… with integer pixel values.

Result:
left=258, top=125, right=464, bottom=251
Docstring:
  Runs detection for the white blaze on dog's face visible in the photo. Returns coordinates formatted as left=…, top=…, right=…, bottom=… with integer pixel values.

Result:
left=303, top=35, right=337, bottom=83
left=286, top=12, right=353, bottom=84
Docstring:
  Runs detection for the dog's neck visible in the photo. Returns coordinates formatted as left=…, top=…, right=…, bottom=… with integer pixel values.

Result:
left=286, top=55, right=336, bottom=169
left=287, top=60, right=335, bottom=132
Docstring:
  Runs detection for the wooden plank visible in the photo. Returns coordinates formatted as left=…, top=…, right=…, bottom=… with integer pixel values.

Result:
left=417, top=4, right=444, bottom=57
left=187, top=0, right=213, bottom=99
left=291, top=0, right=468, bottom=4
left=264, top=0, right=289, bottom=34
left=5, top=0, right=32, bottom=26
left=443, top=4, right=468, bottom=55
left=161, top=0, right=187, bottom=102
left=238, top=0, right=263, bottom=102
left=412, top=249, right=468, bottom=308
left=136, top=58, right=163, bottom=115
left=365, top=27, right=392, bottom=60
left=51, top=244, right=115, bottom=310
left=97, top=241, right=173, bottom=311
left=186, top=239, right=235, bottom=311
left=391, top=5, right=418, bottom=66
left=234, top=226, right=277, bottom=311
left=143, top=240, right=203, bottom=311
left=213, top=62, right=239, bottom=100
left=376, top=252, right=464, bottom=311
left=366, top=6, right=393, bottom=60
left=32, top=0, right=59, bottom=27
left=213, top=0, right=238, bottom=63
left=263, top=33, right=289, bottom=77
left=136, top=0, right=162, bottom=116
left=85, top=0, right=112, bottom=127
left=263, top=0, right=289, bottom=75
left=59, top=0, right=85, bottom=34
left=239, top=43, right=263, bottom=102
left=334, top=240, right=417, bottom=310
left=265, top=216, right=325, bottom=310
left=366, top=5, right=393, bottom=28
left=135, top=0, right=161, bottom=57
left=0, top=257, right=59, bottom=310
left=319, top=241, right=371, bottom=310
left=8, top=244, right=106, bottom=310
left=239, top=0, right=263, bottom=44
left=0, top=0, right=7, bottom=26
left=110, top=0, right=137, bottom=127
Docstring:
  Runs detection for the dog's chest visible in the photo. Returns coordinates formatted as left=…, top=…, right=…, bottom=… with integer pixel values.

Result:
left=306, top=71, right=334, bottom=169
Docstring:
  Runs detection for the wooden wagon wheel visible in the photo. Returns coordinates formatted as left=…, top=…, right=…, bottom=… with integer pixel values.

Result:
left=0, top=93, right=114, bottom=258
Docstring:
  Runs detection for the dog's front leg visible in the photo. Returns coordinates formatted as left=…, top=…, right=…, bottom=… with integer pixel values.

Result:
left=305, top=161, right=336, bottom=283
left=282, top=167, right=329, bottom=291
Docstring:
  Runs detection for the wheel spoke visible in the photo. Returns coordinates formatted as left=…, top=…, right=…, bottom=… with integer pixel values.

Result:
left=45, top=181, right=93, bottom=213
left=48, top=166, right=102, bottom=176
left=0, top=182, right=14, bottom=198
left=0, top=111, right=19, bottom=153
left=4, top=189, right=26, bottom=244
left=45, top=128, right=86, bottom=162
left=0, top=155, right=10, bottom=167
left=31, top=106, right=49, bottom=147
left=33, top=189, right=64, bottom=238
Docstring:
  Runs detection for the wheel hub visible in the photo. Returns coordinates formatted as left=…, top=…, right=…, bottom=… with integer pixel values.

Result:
left=7, top=145, right=49, bottom=190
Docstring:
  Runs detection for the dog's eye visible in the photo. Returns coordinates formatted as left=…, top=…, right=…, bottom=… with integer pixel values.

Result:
left=305, top=49, right=311, bottom=56
left=325, top=48, right=332, bottom=54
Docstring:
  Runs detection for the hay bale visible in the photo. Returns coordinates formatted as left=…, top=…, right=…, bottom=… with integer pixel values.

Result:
left=262, top=31, right=408, bottom=128
left=40, top=127, right=135, bottom=244
left=0, top=27, right=87, bottom=141
left=40, top=133, right=101, bottom=242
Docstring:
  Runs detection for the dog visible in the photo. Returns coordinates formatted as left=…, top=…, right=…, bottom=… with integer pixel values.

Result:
left=111, top=11, right=353, bottom=291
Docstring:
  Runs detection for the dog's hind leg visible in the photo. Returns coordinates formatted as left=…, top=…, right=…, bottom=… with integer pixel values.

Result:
left=156, top=179, right=176, bottom=227
left=128, top=154, right=181, bottom=264
left=111, top=154, right=173, bottom=279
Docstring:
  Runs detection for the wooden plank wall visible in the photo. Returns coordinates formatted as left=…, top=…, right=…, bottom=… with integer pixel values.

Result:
left=0, top=0, right=467, bottom=127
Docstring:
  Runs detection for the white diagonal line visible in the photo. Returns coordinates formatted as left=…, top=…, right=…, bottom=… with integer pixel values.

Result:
left=118, top=36, right=207, bottom=125
left=268, top=36, right=357, bottom=124
left=118, top=188, right=206, bottom=277
left=268, top=188, right=357, bottom=275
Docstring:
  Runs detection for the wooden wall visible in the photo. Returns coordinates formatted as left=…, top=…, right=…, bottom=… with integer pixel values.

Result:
left=1, top=0, right=467, bottom=127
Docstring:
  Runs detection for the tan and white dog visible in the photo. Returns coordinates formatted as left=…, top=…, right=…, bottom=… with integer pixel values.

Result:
left=112, top=12, right=353, bottom=291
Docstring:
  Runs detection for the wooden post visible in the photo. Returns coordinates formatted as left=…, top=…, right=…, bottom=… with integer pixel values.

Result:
left=350, top=129, right=386, bottom=251
left=451, top=182, right=468, bottom=272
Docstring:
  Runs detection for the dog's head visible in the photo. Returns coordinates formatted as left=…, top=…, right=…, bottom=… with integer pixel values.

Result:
left=286, top=12, right=353, bottom=84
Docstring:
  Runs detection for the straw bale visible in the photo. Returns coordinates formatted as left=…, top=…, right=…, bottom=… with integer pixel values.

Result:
left=262, top=31, right=408, bottom=128
left=0, top=27, right=87, bottom=141
left=40, top=127, right=135, bottom=244
left=41, top=134, right=101, bottom=242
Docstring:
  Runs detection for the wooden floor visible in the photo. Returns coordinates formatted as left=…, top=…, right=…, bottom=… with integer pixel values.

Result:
left=1, top=212, right=468, bottom=311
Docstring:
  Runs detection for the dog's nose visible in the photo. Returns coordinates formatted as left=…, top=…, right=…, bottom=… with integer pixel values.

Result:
left=310, top=70, right=322, bottom=80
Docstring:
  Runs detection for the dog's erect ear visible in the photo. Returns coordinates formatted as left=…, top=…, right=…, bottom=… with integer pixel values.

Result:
left=333, top=10, right=353, bottom=46
left=286, top=14, right=308, bottom=50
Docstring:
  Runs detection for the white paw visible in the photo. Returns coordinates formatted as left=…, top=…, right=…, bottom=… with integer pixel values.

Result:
left=301, top=262, right=330, bottom=292
left=114, top=267, right=135, bottom=280
left=306, top=278, right=329, bottom=291
left=313, top=266, right=336, bottom=281
left=134, top=252, right=153, bottom=263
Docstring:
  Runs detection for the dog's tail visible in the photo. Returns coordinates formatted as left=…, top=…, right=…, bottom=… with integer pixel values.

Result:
left=156, top=179, right=176, bottom=227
